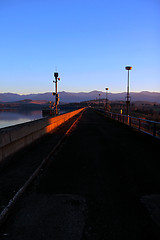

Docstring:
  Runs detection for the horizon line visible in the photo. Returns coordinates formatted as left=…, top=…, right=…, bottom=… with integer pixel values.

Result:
left=0, top=90, right=160, bottom=95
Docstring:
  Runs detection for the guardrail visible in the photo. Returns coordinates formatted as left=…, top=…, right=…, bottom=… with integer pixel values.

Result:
left=102, top=110, right=160, bottom=139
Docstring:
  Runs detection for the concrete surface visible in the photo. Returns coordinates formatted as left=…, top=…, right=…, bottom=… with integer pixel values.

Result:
left=0, top=112, right=83, bottom=213
left=0, top=108, right=84, bottom=162
left=0, top=108, right=160, bottom=239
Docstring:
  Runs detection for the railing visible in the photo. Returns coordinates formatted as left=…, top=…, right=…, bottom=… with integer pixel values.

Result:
left=103, top=111, right=160, bottom=139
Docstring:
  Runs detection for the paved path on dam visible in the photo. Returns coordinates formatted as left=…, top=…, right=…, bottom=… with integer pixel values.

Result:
left=1, top=108, right=160, bottom=240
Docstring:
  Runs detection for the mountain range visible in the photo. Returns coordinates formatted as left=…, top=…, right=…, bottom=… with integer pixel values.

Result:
left=0, top=91, right=160, bottom=103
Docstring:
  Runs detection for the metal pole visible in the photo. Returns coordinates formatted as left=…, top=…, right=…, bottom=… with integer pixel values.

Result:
left=127, top=70, right=129, bottom=116
left=55, top=76, right=58, bottom=115
left=128, top=70, right=129, bottom=95
left=105, top=88, right=109, bottom=111
left=54, top=72, right=59, bottom=115
left=125, top=66, right=132, bottom=123
left=106, top=90, right=107, bottom=109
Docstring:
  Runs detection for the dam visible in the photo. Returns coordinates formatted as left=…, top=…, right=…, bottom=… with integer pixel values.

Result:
left=0, top=107, right=160, bottom=239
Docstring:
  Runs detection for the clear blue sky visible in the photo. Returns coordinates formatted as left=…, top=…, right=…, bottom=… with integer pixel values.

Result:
left=0, top=0, right=160, bottom=94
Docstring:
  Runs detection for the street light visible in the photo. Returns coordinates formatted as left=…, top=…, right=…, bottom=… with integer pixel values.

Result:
left=53, top=72, right=60, bottom=115
left=98, top=94, right=101, bottom=108
left=125, top=66, right=132, bottom=118
left=105, top=88, right=109, bottom=111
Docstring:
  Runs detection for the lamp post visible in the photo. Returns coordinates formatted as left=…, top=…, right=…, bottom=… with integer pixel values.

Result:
left=99, top=94, right=101, bottom=108
left=125, top=66, right=132, bottom=118
left=105, top=88, right=109, bottom=111
left=53, top=72, right=60, bottom=115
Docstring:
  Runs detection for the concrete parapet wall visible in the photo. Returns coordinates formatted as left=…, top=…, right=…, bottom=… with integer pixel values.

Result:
left=0, top=108, right=84, bottom=163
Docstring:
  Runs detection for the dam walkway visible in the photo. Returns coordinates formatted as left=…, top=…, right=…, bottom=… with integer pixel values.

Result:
left=0, top=108, right=160, bottom=240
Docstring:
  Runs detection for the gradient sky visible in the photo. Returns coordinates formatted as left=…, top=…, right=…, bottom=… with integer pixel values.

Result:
left=0, top=0, right=160, bottom=94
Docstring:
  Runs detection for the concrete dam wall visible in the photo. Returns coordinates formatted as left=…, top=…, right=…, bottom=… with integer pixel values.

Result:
left=0, top=108, right=84, bottom=163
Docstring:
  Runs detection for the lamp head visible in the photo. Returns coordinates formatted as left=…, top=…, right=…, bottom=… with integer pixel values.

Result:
left=54, top=72, right=58, bottom=78
left=125, top=66, right=132, bottom=70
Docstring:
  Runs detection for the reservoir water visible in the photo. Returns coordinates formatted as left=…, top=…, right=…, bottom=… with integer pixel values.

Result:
left=0, top=110, right=43, bottom=129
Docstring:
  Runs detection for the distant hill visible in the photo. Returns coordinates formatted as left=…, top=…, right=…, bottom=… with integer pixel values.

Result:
left=0, top=99, right=49, bottom=110
left=0, top=91, right=160, bottom=103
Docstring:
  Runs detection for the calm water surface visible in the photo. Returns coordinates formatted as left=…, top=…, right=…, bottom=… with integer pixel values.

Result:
left=0, top=110, right=43, bottom=129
